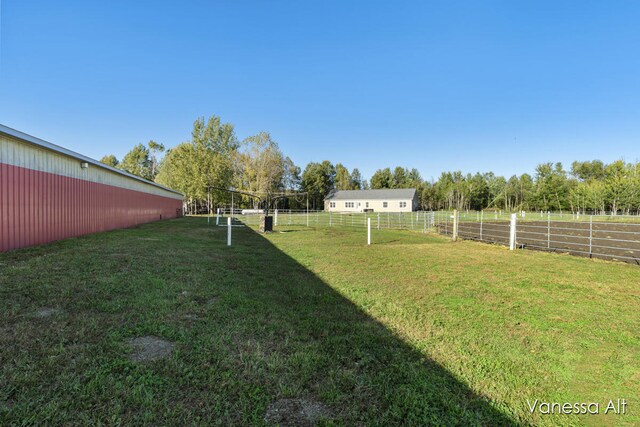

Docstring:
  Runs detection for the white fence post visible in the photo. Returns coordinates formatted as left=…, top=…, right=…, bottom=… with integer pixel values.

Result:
left=509, top=213, right=517, bottom=250
left=377, top=213, right=380, bottom=230
left=547, top=211, right=551, bottom=249
left=227, top=217, right=232, bottom=246
left=480, top=210, right=483, bottom=241
left=452, top=209, right=459, bottom=241
left=329, top=211, right=332, bottom=227
left=216, top=208, right=220, bottom=226
left=423, top=211, right=426, bottom=234
left=367, top=218, right=371, bottom=245
left=274, top=209, right=278, bottom=226
left=589, top=215, right=593, bottom=256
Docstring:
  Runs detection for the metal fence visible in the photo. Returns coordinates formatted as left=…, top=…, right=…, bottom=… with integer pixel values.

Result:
left=211, top=208, right=640, bottom=265
left=437, top=210, right=640, bottom=265
left=214, top=209, right=436, bottom=232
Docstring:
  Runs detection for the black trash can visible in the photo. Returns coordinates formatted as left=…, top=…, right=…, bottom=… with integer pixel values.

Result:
left=260, top=215, right=273, bottom=233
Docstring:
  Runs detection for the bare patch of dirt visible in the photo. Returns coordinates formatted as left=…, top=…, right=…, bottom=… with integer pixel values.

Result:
left=33, top=307, right=60, bottom=318
left=128, top=336, right=174, bottom=362
left=264, top=398, right=331, bottom=426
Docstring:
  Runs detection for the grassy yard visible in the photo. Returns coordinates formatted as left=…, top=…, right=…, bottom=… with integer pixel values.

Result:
left=1, top=218, right=638, bottom=426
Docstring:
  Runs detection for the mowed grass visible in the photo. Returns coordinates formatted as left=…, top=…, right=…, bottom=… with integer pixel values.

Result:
left=0, top=218, right=638, bottom=426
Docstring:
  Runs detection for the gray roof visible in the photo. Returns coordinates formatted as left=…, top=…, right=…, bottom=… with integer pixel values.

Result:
left=326, top=188, right=416, bottom=201
left=0, top=123, right=183, bottom=196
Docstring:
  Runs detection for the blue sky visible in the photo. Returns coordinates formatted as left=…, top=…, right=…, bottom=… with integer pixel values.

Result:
left=1, top=0, right=639, bottom=182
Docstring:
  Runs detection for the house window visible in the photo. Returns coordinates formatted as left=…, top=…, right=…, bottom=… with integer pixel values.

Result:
left=399, top=201, right=407, bottom=208
left=365, top=202, right=369, bottom=208
left=383, top=202, right=388, bottom=208
left=345, top=202, right=354, bottom=208
left=330, top=202, right=335, bottom=208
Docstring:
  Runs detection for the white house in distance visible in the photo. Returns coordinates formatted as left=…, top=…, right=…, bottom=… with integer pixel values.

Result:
left=324, top=188, right=418, bottom=212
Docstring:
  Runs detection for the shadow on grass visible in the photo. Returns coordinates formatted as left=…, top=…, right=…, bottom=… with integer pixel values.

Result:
left=0, top=218, right=520, bottom=425
left=223, top=222, right=519, bottom=425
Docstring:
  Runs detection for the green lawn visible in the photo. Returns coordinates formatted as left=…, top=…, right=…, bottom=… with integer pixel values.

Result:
left=1, top=218, right=638, bottom=426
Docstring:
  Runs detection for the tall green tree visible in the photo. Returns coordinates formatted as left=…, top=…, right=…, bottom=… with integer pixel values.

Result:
left=235, top=132, right=286, bottom=208
left=468, top=173, right=490, bottom=210
left=604, top=160, right=633, bottom=214
left=533, top=162, right=569, bottom=211
left=155, top=115, right=238, bottom=207
left=335, top=163, right=353, bottom=190
left=148, top=140, right=165, bottom=179
left=99, top=154, right=119, bottom=167
left=571, top=160, right=605, bottom=181
left=370, top=168, right=393, bottom=189
left=283, top=157, right=302, bottom=191
left=350, top=168, right=363, bottom=190
left=301, top=161, right=336, bottom=209
left=119, top=144, right=152, bottom=179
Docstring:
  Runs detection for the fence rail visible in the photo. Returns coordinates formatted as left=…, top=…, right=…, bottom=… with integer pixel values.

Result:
left=213, top=209, right=437, bottom=232
left=437, top=211, right=640, bottom=265
left=209, top=208, right=640, bottom=265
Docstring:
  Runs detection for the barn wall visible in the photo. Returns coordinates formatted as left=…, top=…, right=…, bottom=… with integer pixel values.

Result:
left=0, top=129, right=183, bottom=252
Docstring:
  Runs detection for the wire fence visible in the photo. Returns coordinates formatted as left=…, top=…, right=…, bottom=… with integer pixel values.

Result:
left=449, top=209, right=640, bottom=224
left=213, top=209, right=437, bottom=232
left=210, top=208, right=640, bottom=265
left=437, top=210, right=640, bottom=265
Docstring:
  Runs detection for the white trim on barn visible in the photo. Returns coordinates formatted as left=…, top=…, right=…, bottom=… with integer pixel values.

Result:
left=324, top=188, right=418, bottom=212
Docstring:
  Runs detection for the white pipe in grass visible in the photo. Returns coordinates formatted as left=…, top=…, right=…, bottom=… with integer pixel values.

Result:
left=367, top=217, right=371, bottom=245
left=509, top=213, right=517, bottom=250
left=227, top=217, right=232, bottom=246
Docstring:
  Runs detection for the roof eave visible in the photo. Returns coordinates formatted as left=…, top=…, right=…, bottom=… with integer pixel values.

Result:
left=0, top=124, right=184, bottom=197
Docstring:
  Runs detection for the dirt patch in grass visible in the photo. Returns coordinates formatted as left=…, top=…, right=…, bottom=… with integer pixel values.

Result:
left=264, top=398, right=331, bottom=426
left=128, top=336, right=174, bottom=362
left=33, top=307, right=60, bottom=318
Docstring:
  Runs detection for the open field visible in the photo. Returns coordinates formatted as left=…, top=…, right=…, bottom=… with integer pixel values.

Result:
left=1, top=218, right=639, bottom=425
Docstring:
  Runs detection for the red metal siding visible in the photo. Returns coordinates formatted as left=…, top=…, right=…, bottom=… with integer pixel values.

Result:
left=0, top=163, right=182, bottom=252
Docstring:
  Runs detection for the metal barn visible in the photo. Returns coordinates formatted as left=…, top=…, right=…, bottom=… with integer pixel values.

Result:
left=0, top=124, right=183, bottom=252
